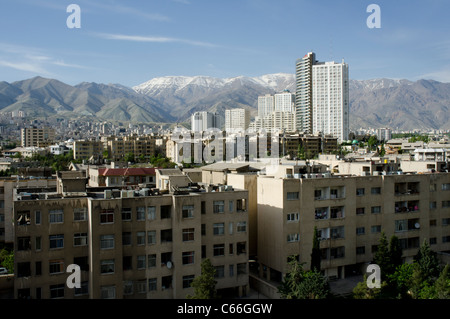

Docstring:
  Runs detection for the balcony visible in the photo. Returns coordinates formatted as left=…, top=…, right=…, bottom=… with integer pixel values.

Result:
left=395, top=200, right=419, bottom=213
left=395, top=182, right=420, bottom=196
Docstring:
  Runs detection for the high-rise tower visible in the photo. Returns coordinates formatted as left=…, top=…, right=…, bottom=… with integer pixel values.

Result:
left=295, top=52, right=315, bottom=134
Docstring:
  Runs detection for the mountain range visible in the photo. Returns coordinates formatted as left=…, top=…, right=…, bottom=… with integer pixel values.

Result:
left=0, top=74, right=449, bottom=131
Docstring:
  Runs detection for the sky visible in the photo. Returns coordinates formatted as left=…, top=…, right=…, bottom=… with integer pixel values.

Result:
left=0, top=0, right=450, bottom=87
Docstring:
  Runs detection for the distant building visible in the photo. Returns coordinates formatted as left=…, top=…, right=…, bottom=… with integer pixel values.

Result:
left=190, top=111, right=219, bottom=132
left=376, top=128, right=392, bottom=142
left=21, top=127, right=55, bottom=148
left=312, top=60, right=349, bottom=143
left=225, top=109, right=250, bottom=131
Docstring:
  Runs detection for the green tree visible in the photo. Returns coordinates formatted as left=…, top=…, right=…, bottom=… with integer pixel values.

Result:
left=388, top=235, right=403, bottom=274
left=373, top=232, right=391, bottom=280
left=433, top=264, right=450, bottom=299
left=296, top=269, right=330, bottom=299
left=0, top=248, right=14, bottom=273
left=387, top=262, right=415, bottom=298
left=310, top=226, right=321, bottom=272
left=278, top=255, right=330, bottom=299
left=352, top=274, right=386, bottom=299
left=278, top=255, right=305, bottom=299
left=414, top=240, right=441, bottom=281
left=188, top=258, right=217, bottom=299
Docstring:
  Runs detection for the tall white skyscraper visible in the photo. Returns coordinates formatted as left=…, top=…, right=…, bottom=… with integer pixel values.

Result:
left=191, top=111, right=219, bottom=132
left=295, top=52, right=316, bottom=134
left=225, top=108, right=250, bottom=131
left=312, top=60, right=349, bottom=142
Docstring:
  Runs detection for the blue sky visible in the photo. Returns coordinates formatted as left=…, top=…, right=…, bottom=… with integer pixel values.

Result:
left=0, top=0, right=449, bottom=87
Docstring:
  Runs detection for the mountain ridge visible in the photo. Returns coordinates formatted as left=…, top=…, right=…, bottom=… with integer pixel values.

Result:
left=0, top=74, right=449, bottom=130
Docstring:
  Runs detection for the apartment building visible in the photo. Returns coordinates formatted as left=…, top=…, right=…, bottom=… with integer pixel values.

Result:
left=73, top=140, right=104, bottom=160
left=256, top=167, right=450, bottom=281
left=0, top=177, right=56, bottom=247
left=13, top=170, right=249, bottom=299
left=225, top=109, right=250, bottom=131
left=104, top=135, right=157, bottom=162
left=21, top=127, right=55, bottom=148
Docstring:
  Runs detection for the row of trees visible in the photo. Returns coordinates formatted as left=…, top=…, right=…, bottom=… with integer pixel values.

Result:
left=353, top=233, right=450, bottom=299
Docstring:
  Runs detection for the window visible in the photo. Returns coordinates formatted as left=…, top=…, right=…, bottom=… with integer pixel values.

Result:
left=147, top=206, right=156, bottom=220
left=35, top=210, right=41, bottom=225
left=183, top=275, right=195, bottom=289
left=214, top=265, right=225, bottom=278
left=213, top=244, right=225, bottom=256
left=287, top=212, right=299, bottom=222
left=123, top=281, right=133, bottom=295
left=148, top=278, right=157, bottom=291
left=74, top=256, right=89, bottom=271
left=137, top=255, right=146, bottom=269
left=18, top=237, right=31, bottom=251
left=137, top=207, right=146, bottom=221
left=182, top=228, right=195, bottom=242
left=122, top=232, right=131, bottom=245
left=229, top=265, right=234, bottom=277
left=148, top=254, right=156, bottom=268
left=356, top=246, right=366, bottom=255
left=49, top=234, right=64, bottom=249
left=201, top=224, right=206, bottom=236
left=356, top=227, right=365, bottom=235
left=237, top=199, right=247, bottom=212
left=182, top=251, right=195, bottom=265
left=356, top=207, right=365, bottom=215
left=330, top=246, right=345, bottom=259
left=123, top=256, right=132, bottom=271
left=371, top=206, right=381, bottom=214
left=430, top=201, right=437, bottom=210
left=287, top=233, right=300, bottom=242
left=122, top=208, right=132, bottom=221
left=50, top=284, right=65, bottom=299
left=74, top=208, right=87, bottom=221
left=443, top=218, right=450, bottom=226
left=201, top=201, right=206, bottom=214
left=229, top=222, right=233, bottom=235
left=287, top=192, right=299, bottom=200
left=430, top=184, right=437, bottom=192
left=182, top=205, right=194, bottom=218
left=136, top=280, right=147, bottom=294
left=371, top=187, right=381, bottom=195
left=75, top=281, right=89, bottom=296
left=213, top=201, right=224, bottom=213
left=162, top=276, right=172, bottom=290
left=101, top=286, right=115, bottom=299
left=237, top=242, right=246, bottom=255
left=17, top=211, right=30, bottom=226
left=430, top=219, right=437, bottom=227
left=213, top=223, right=225, bottom=235
left=442, top=183, right=450, bottom=191
left=237, top=263, right=247, bottom=275
left=100, top=209, right=114, bottom=224
left=161, top=229, right=172, bottom=243
left=35, top=236, right=41, bottom=250
left=356, top=188, right=365, bottom=196
left=147, top=230, right=156, bottom=244
left=74, top=233, right=88, bottom=246
left=229, top=201, right=234, bottom=213
left=100, top=234, right=114, bottom=249
left=237, top=221, right=247, bottom=233
left=49, top=209, right=64, bottom=224
left=100, top=259, right=115, bottom=274
left=136, top=231, right=146, bottom=245
left=49, top=260, right=64, bottom=274
left=371, top=225, right=382, bottom=233
left=17, top=262, right=31, bottom=277
left=443, top=201, right=450, bottom=208
left=315, top=207, right=328, bottom=220
left=161, top=205, right=171, bottom=219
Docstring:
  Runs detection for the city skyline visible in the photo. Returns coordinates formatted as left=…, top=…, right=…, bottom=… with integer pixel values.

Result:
left=0, top=1, right=450, bottom=87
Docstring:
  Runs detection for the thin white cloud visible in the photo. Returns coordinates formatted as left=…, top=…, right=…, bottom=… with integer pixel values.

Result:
left=0, top=43, right=91, bottom=75
left=95, top=32, right=220, bottom=48
left=0, top=60, right=50, bottom=74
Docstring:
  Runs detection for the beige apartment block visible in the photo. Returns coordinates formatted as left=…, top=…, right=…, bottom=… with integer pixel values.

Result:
left=13, top=173, right=249, bottom=299
left=73, top=140, right=104, bottom=160
left=0, top=177, right=56, bottom=246
left=21, top=127, right=55, bottom=148
left=256, top=170, right=450, bottom=281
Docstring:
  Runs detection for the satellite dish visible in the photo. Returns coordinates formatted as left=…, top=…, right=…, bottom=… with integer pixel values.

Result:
left=415, top=223, right=420, bottom=229
left=166, top=261, right=173, bottom=269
